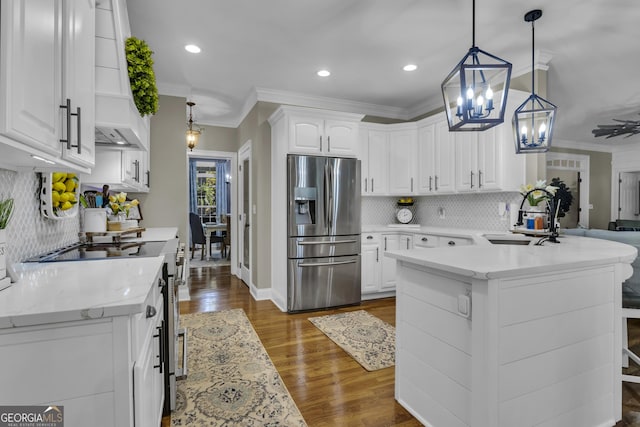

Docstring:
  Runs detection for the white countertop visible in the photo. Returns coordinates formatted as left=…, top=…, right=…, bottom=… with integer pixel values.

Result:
left=362, top=224, right=489, bottom=242
left=89, top=226, right=178, bottom=244
left=0, top=257, right=165, bottom=329
left=0, top=227, right=178, bottom=330
left=385, top=235, right=638, bottom=280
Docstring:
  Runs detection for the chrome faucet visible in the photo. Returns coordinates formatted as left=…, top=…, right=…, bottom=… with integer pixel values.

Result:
left=515, top=188, right=560, bottom=243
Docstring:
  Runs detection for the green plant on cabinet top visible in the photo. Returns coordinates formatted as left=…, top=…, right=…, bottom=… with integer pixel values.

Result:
left=125, top=37, right=159, bottom=117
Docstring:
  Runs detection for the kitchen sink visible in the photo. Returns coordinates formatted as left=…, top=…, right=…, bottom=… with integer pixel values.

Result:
left=483, top=234, right=532, bottom=246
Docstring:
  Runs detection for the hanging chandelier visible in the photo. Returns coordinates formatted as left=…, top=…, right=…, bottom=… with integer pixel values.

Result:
left=512, top=9, right=557, bottom=154
left=441, top=0, right=512, bottom=132
left=186, top=101, right=202, bottom=151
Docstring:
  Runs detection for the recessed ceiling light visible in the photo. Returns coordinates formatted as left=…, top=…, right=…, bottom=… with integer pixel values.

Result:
left=185, top=44, right=201, bottom=54
left=317, top=69, right=331, bottom=77
left=403, top=64, right=418, bottom=72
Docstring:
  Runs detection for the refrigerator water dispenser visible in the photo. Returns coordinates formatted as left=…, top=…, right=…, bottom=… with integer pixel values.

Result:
left=294, top=187, right=316, bottom=225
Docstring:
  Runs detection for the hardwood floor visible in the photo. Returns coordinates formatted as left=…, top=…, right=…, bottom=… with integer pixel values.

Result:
left=162, top=265, right=421, bottom=427
left=162, top=264, right=638, bottom=426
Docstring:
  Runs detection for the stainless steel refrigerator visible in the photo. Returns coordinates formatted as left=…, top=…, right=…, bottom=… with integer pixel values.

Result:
left=287, top=154, right=361, bottom=312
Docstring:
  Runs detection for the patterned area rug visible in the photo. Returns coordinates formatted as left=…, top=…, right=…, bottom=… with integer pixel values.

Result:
left=308, top=310, right=395, bottom=371
left=171, top=309, right=307, bottom=426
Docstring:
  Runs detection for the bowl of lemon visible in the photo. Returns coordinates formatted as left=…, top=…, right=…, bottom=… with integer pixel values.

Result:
left=40, top=172, right=80, bottom=220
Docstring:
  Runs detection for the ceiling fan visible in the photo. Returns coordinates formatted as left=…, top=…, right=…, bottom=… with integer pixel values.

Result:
left=592, top=116, right=640, bottom=139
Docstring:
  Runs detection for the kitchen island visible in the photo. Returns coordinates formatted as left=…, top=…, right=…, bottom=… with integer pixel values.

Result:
left=386, top=235, right=637, bottom=427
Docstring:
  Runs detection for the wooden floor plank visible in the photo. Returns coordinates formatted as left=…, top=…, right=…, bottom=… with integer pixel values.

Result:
left=162, top=265, right=420, bottom=427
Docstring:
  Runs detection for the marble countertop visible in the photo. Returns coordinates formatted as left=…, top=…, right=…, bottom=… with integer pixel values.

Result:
left=89, top=226, right=178, bottom=244
left=385, top=234, right=638, bottom=280
left=0, top=256, right=165, bottom=329
left=0, top=228, right=178, bottom=330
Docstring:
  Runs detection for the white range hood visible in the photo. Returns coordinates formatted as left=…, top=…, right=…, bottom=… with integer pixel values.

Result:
left=94, top=0, right=149, bottom=151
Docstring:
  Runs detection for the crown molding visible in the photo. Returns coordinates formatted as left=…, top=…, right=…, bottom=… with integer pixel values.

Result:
left=552, top=137, right=614, bottom=153
left=253, top=87, right=409, bottom=120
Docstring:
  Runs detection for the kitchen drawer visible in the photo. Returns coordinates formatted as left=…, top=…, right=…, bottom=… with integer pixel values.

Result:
left=413, top=234, right=439, bottom=248
left=439, top=236, right=473, bottom=247
left=362, top=233, right=380, bottom=245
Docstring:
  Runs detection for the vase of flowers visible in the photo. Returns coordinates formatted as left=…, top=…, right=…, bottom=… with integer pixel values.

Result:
left=0, top=196, right=14, bottom=284
left=106, top=192, right=139, bottom=231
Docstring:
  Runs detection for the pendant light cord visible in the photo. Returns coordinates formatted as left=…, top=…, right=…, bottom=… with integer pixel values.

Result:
left=530, top=18, right=535, bottom=95
left=472, top=0, right=476, bottom=47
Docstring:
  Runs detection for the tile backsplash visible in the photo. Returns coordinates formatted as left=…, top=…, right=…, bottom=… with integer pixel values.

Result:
left=362, top=192, right=523, bottom=231
left=0, top=169, right=79, bottom=267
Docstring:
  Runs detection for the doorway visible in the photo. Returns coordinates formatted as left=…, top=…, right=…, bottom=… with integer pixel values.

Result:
left=546, top=152, right=590, bottom=228
left=238, top=141, right=252, bottom=287
left=186, top=149, right=237, bottom=277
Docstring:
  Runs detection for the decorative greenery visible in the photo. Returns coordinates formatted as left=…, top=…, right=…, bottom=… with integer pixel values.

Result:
left=125, top=37, right=159, bottom=116
left=0, top=197, right=14, bottom=229
left=549, top=177, right=574, bottom=218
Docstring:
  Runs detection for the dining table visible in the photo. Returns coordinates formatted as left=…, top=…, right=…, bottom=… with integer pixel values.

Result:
left=203, top=222, right=226, bottom=259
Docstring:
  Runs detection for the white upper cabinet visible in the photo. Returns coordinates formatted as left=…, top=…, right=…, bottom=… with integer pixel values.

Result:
left=361, top=124, right=417, bottom=196
left=61, top=0, right=96, bottom=168
left=388, top=130, right=417, bottom=195
left=0, top=0, right=95, bottom=172
left=454, top=91, right=528, bottom=193
left=286, top=109, right=362, bottom=156
left=417, top=116, right=455, bottom=194
left=83, top=149, right=149, bottom=193
left=362, top=129, right=389, bottom=195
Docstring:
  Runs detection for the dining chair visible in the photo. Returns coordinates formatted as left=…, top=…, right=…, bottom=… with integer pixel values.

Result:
left=222, top=214, right=231, bottom=259
left=188, top=212, right=208, bottom=260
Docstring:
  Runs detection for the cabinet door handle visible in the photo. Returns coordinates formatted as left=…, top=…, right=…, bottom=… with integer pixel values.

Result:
left=366, top=235, right=373, bottom=239
left=153, top=322, right=164, bottom=373
left=411, top=177, right=413, bottom=192
left=421, top=237, right=428, bottom=242
left=328, top=136, right=331, bottom=152
left=435, top=175, right=439, bottom=191
left=470, top=171, right=474, bottom=189
left=74, top=106, right=81, bottom=154
left=406, top=238, right=410, bottom=249
left=146, top=170, right=150, bottom=187
left=448, top=240, right=456, bottom=246
left=371, top=178, right=374, bottom=193
left=429, top=176, right=433, bottom=192
left=478, top=170, right=483, bottom=188
left=364, top=178, right=367, bottom=192
left=59, top=98, right=72, bottom=150
left=384, top=237, right=387, bottom=251
left=320, top=135, right=322, bottom=152
left=376, top=247, right=379, bottom=262
left=146, top=305, right=157, bottom=318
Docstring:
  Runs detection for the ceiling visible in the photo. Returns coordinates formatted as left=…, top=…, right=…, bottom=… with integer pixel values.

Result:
left=126, top=0, right=640, bottom=148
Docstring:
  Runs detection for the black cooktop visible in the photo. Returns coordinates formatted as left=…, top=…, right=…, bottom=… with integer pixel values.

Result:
left=25, top=241, right=168, bottom=263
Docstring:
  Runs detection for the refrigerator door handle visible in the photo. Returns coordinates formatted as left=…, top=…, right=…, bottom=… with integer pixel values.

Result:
left=298, top=259, right=357, bottom=267
left=297, top=239, right=358, bottom=246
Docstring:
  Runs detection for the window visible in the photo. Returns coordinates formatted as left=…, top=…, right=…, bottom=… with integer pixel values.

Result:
left=196, top=162, right=217, bottom=223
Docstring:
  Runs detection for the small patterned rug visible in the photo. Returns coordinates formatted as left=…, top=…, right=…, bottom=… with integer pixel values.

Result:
left=308, top=310, right=395, bottom=371
left=171, top=309, right=307, bottom=426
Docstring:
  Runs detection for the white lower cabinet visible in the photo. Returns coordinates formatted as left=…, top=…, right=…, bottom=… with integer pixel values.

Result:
left=361, top=233, right=381, bottom=294
left=0, top=276, right=164, bottom=427
left=362, top=232, right=414, bottom=296
left=382, top=234, right=413, bottom=291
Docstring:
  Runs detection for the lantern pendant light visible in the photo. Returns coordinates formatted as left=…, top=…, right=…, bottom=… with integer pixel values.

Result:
left=512, top=9, right=557, bottom=154
left=441, top=0, right=512, bottom=132
left=186, top=101, right=201, bottom=151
